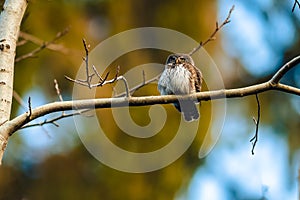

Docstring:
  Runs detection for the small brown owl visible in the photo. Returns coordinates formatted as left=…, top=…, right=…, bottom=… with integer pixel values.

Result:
left=158, top=53, right=202, bottom=121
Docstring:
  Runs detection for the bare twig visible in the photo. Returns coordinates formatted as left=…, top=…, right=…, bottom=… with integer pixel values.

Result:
left=0, top=120, right=8, bottom=127
left=142, top=70, right=146, bottom=85
left=18, top=31, right=74, bottom=54
left=15, top=27, right=69, bottom=63
left=292, top=0, right=300, bottom=12
left=270, top=56, right=300, bottom=84
left=54, top=79, right=63, bottom=102
left=17, top=39, right=27, bottom=46
left=21, top=79, right=93, bottom=129
left=96, top=72, right=110, bottom=87
left=117, top=76, right=131, bottom=97
left=65, top=39, right=153, bottom=97
left=26, top=97, right=32, bottom=118
left=13, top=90, right=27, bottom=110
left=65, top=40, right=120, bottom=89
left=92, top=65, right=103, bottom=80
left=64, top=76, right=91, bottom=87
left=95, top=66, right=119, bottom=86
left=189, top=5, right=234, bottom=56
left=250, top=94, right=260, bottom=155
left=20, top=109, right=91, bottom=129
left=82, top=39, right=92, bottom=88
left=114, top=74, right=160, bottom=97
left=65, top=68, right=119, bottom=88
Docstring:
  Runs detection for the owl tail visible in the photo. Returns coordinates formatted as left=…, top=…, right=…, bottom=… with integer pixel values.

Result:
left=174, top=100, right=199, bottom=122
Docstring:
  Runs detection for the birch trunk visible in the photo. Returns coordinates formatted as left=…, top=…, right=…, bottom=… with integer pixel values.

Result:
left=0, top=0, right=27, bottom=164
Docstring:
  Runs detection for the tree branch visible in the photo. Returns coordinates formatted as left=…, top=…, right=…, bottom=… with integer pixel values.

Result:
left=189, top=5, right=234, bottom=56
left=15, top=27, right=69, bottom=63
left=18, top=31, right=73, bottom=54
left=65, top=39, right=123, bottom=89
left=13, top=90, right=27, bottom=110
left=269, top=56, right=300, bottom=84
left=292, top=0, right=300, bottom=12
left=20, top=109, right=91, bottom=129
left=26, top=97, right=32, bottom=118
left=250, top=94, right=260, bottom=155
left=20, top=79, right=92, bottom=129
left=3, top=55, right=300, bottom=136
left=114, top=74, right=160, bottom=97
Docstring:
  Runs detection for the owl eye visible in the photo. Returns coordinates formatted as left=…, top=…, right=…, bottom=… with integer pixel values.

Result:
left=166, top=55, right=176, bottom=64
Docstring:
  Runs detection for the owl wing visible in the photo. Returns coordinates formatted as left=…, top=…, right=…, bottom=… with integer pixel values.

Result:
left=184, top=63, right=202, bottom=93
left=194, top=67, right=202, bottom=92
left=158, top=69, right=171, bottom=95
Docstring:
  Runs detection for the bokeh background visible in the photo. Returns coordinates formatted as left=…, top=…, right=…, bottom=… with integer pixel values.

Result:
left=1, top=0, right=300, bottom=199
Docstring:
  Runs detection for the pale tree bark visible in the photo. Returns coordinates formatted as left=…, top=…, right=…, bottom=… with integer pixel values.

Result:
left=0, top=0, right=27, bottom=164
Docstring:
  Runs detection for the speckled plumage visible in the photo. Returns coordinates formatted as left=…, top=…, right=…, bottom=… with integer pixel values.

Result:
left=158, top=54, right=202, bottom=121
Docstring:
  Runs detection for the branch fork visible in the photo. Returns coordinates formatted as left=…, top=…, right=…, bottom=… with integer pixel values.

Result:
left=65, top=39, right=132, bottom=97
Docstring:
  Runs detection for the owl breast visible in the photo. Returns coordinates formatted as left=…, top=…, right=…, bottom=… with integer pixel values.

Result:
left=158, top=64, right=191, bottom=95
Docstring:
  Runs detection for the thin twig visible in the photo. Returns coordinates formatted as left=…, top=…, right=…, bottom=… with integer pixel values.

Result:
left=292, top=0, right=300, bottom=12
left=21, top=78, right=93, bottom=129
left=13, top=90, right=27, bottom=110
left=66, top=39, right=119, bottom=89
left=26, top=97, right=32, bottom=118
left=82, top=39, right=92, bottom=88
left=270, top=56, right=300, bottom=84
left=15, top=27, right=69, bottom=63
left=65, top=62, right=120, bottom=88
left=92, top=65, right=103, bottom=81
left=0, top=120, right=8, bottom=127
left=142, top=70, right=146, bottom=85
left=64, top=75, right=90, bottom=87
left=250, top=94, right=260, bottom=155
left=189, top=5, right=234, bottom=56
left=18, top=31, right=74, bottom=54
left=17, top=39, right=28, bottom=46
left=117, top=76, right=131, bottom=97
left=97, top=71, right=110, bottom=86
left=114, top=74, right=160, bottom=97
left=21, top=109, right=91, bottom=129
left=54, top=79, right=63, bottom=102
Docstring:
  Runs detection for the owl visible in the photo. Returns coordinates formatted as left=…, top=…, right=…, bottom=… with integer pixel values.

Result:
left=158, top=53, right=202, bottom=122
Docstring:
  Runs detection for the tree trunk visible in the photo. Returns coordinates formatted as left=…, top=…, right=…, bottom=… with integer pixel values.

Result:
left=0, top=0, right=27, bottom=164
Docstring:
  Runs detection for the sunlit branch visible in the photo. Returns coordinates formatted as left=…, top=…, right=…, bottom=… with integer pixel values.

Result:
left=4, top=55, right=300, bottom=136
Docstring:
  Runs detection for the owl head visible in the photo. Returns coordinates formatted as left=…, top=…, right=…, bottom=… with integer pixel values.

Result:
left=166, top=53, right=195, bottom=66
